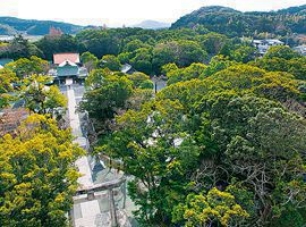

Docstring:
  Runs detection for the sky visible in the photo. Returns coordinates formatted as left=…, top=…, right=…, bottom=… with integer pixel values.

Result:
left=0, top=0, right=306, bottom=27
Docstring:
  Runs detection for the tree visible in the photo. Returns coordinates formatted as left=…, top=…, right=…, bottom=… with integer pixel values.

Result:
left=80, top=73, right=133, bottom=134
left=98, top=100, right=201, bottom=225
left=35, top=35, right=78, bottom=60
left=165, top=62, right=207, bottom=85
left=5, top=35, right=43, bottom=59
left=194, top=94, right=306, bottom=225
left=202, top=55, right=237, bottom=77
left=56, top=34, right=78, bottom=53
left=118, top=52, right=131, bottom=64
left=35, top=36, right=59, bottom=60
left=84, top=68, right=112, bottom=88
left=152, top=41, right=207, bottom=73
left=0, top=68, right=17, bottom=108
left=124, top=39, right=151, bottom=53
left=0, top=114, right=83, bottom=227
left=152, top=41, right=179, bottom=74
left=130, top=48, right=153, bottom=75
left=84, top=48, right=306, bottom=226
left=177, top=40, right=207, bottom=67
left=76, top=30, right=120, bottom=58
left=252, top=56, right=306, bottom=81
left=161, top=63, right=178, bottom=75
left=207, top=65, right=301, bottom=103
left=80, top=51, right=98, bottom=72
left=264, top=45, right=301, bottom=60
left=6, top=56, right=49, bottom=79
left=199, top=32, right=229, bottom=55
left=127, top=72, right=153, bottom=89
left=21, top=75, right=67, bottom=116
left=230, top=45, right=256, bottom=63
left=97, top=54, right=121, bottom=71
left=173, top=188, right=249, bottom=226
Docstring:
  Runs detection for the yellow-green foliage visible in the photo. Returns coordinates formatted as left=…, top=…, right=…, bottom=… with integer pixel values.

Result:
left=173, top=188, right=249, bottom=226
left=0, top=114, right=84, bottom=227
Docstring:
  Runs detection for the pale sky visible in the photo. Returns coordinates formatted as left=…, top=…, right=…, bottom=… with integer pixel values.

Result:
left=1, top=0, right=306, bottom=27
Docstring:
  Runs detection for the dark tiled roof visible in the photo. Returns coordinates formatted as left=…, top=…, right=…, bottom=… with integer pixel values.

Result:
left=57, top=66, right=79, bottom=77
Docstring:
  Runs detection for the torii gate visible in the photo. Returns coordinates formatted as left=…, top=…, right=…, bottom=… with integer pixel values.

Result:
left=73, top=176, right=127, bottom=227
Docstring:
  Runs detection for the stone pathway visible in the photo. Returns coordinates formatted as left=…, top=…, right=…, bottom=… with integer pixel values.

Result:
left=66, top=85, right=134, bottom=227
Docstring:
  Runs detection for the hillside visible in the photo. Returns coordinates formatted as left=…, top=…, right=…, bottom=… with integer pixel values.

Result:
left=171, top=5, right=306, bottom=36
left=0, top=17, right=84, bottom=35
left=132, top=20, right=170, bottom=29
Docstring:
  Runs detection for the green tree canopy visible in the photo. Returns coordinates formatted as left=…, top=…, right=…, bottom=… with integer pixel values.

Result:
left=164, top=62, right=207, bottom=85
left=98, top=54, right=121, bottom=71
left=80, top=51, right=98, bottom=72
left=0, top=114, right=83, bottom=227
left=80, top=73, right=133, bottom=134
left=0, top=68, right=17, bottom=108
left=127, top=72, right=153, bottom=89
left=21, top=75, right=67, bottom=116
left=199, top=32, right=229, bottom=55
left=130, top=48, right=153, bottom=75
left=6, top=56, right=49, bottom=79
left=3, top=35, right=43, bottom=59
left=98, top=99, right=200, bottom=225
left=264, top=45, right=301, bottom=60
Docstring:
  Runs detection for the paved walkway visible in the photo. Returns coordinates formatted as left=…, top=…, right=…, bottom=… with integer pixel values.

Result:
left=67, top=85, right=133, bottom=227
left=67, top=86, right=93, bottom=188
left=67, top=86, right=102, bottom=226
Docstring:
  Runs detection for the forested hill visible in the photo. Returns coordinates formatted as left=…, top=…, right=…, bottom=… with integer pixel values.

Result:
left=0, top=17, right=84, bottom=35
left=171, top=5, right=306, bottom=36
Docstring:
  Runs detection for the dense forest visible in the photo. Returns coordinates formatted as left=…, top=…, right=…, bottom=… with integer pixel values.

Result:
left=78, top=45, right=306, bottom=226
left=1, top=4, right=306, bottom=227
left=0, top=27, right=262, bottom=75
left=171, top=5, right=306, bottom=37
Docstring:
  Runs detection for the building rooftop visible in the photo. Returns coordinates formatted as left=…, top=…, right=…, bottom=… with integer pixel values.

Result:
left=53, top=53, right=80, bottom=65
left=57, top=66, right=79, bottom=77
left=0, top=58, right=13, bottom=67
left=266, top=39, right=284, bottom=44
left=253, top=39, right=284, bottom=45
left=121, top=63, right=132, bottom=74
left=0, top=108, right=29, bottom=137
left=59, top=60, right=78, bottom=67
left=77, top=67, right=88, bottom=78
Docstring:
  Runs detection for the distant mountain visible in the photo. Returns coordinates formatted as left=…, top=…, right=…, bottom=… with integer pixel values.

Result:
left=132, top=20, right=170, bottom=29
left=0, top=17, right=84, bottom=35
left=171, top=5, right=306, bottom=36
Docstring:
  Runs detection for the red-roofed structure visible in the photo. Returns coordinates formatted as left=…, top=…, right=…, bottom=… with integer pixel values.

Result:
left=0, top=108, right=29, bottom=137
left=49, top=26, right=63, bottom=37
left=53, top=53, right=80, bottom=65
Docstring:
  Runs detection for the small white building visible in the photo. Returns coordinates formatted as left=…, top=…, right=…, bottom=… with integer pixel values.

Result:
left=293, top=45, right=306, bottom=56
left=253, top=39, right=284, bottom=55
left=120, top=63, right=136, bottom=74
